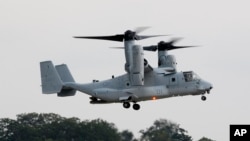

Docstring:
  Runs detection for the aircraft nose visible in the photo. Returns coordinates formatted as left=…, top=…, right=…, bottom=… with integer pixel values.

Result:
left=207, top=82, right=213, bottom=94
left=209, top=83, right=213, bottom=90
left=203, top=81, right=213, bottom=94
left=198, top=80, right=213, bottom=94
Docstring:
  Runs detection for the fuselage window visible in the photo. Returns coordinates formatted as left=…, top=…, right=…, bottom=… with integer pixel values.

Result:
left=172, top=78, right=176, bottom=82
left=126, top=82, right=130, bottom=86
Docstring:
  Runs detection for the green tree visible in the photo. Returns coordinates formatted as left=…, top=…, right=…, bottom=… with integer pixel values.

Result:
left=83, top=118, right=121, bottom=141
left=0, top=118, right=18, bottom=141
left=0, top=113, right=122, bottom=141
left=120, top=130, right=135, bottom=141
left=1, top=113, right=215, bottom=141
left=198, top=137, right=215, bottom=141
left=139, top=119, right=192, bottom=141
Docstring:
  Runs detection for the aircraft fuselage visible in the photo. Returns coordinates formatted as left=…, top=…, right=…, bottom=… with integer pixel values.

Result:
left=64, top=70, right=212, bottom=104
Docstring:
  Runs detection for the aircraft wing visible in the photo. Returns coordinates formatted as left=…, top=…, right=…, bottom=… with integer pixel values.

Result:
left=154, top=67, right=176, bottom=75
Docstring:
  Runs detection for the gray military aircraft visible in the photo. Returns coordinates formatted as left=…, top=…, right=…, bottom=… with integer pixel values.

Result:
left=40, top=29, right=213, bottom=110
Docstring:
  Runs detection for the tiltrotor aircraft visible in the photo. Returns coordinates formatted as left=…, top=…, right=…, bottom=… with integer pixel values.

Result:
left=40, top=28, right=213, bottom=110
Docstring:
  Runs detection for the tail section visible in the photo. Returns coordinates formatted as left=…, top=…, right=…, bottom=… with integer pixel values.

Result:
left=40, top=61, right=63, bottom=94
left=55, top=64, right=76, bottom=96
left=40, top=61, right=76, bottom=96
left=55, top=64, right=75, bottom=83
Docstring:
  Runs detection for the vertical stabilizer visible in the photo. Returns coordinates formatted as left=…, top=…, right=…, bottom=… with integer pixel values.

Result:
left=55, top=64, right=76, bottom=96
left=40, top=61, right=63, bottom=94
left=55, top=64, right=75, bottom=83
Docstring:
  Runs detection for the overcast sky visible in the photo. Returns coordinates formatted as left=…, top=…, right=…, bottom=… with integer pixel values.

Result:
left=1, top=0, right=250, bottom=140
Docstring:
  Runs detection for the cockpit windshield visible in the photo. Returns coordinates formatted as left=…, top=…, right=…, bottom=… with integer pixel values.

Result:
left=183, top=71, right=200, bottom=82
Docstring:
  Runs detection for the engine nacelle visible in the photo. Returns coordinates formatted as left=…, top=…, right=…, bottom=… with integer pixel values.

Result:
left=158, top=51, right=177, bottom=71
left=130, top=45, right=144, bottom=86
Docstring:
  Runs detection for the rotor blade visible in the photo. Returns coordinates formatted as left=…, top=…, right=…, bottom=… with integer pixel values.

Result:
left=168, top=46, right=198, bottom=50
left=134, top=26, right=151, bottom=34
left=74, top=34, right=124, bottom=42
left=109, top=47, right=124, bottom=49
left=143, top=45, right=158, bottom=51
left=138, top=35, right=167, bottom=40
left=169, top=37, right=183, bottom=45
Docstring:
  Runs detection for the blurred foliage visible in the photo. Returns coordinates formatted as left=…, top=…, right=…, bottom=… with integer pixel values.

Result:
left=0, top=113, right=214, bottom=141
left=0, top=113, right=120, bottom=141
left=197, top=137, right=215, bottom=141
left=139, top=119, right=192, bottom=141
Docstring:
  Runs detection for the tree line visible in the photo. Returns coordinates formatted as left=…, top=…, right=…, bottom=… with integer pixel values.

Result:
left=0, top=113, right=214, bottom=141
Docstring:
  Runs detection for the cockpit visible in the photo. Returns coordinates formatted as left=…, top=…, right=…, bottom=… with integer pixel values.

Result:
left=183, top=71, right=200, bottom=82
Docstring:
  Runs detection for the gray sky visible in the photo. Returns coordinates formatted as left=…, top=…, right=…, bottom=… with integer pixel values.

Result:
left=1, top=0, right=250, bottom=140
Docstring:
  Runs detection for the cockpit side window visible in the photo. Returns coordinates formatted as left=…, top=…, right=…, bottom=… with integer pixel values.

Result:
left=183, top=71, right=197, bottom=82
